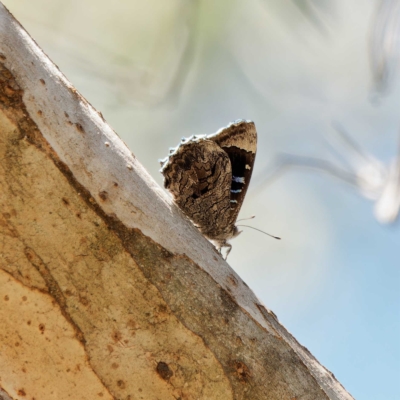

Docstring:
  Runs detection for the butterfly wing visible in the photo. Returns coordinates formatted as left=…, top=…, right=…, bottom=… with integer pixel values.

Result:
left=161, top=138, right=234, bottom=241
left=208, top=120, right=257, bottom=224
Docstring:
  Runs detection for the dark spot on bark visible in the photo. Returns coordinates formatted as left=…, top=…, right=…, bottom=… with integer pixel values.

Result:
left=158, top=304, right=167, bottom=313
left=99, top=191, right=108, bottom=201
left=4, top=295, right=9, bottom=301
left=64, top=112, right=69, bottom=118
left=156, top=361, right=173, bottom=380
left=17, top=388, right=26, bottom=396
left=27, top=320, right=31, bottom=325
left=39, top=79, right=45, bottom=85
left=233, top=360, right=251, bottom=383
left=39, top=323, right=45, bottom=333
left=111, top=362, right=119, bottom=369
left=117, top=380, right=126, bottom=389
left=22, top=296, right=27, bottom=301
left=37, top=110, right=42, bottom=116
left=62, top=197, right=70, bottom=206
left=111, top=330, right=122, bottom=342
left=113, top=182, right=118, bottom=187
left=75, top=123, right=84, bottom=133
left=228, top=275, right=238, bottom=286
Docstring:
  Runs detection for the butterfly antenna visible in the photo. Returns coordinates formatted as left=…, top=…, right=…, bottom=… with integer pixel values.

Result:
left=236, top=215, right=256, bottom=222
left=236, top=225, right=281, bottom=240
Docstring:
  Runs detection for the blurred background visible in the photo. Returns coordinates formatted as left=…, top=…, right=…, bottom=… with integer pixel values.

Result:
left=4, top=0, right=400, bottom=398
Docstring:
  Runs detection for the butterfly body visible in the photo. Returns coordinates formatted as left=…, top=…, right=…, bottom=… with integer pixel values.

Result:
left=160, top=120, right=257, bottom=257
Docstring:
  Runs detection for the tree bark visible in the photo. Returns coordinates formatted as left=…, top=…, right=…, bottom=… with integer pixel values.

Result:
left=0, top=3, right=353, bottom=399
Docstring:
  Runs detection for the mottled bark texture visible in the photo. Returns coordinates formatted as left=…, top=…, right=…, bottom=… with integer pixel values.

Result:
left=0, top=3, right=354, bottom=400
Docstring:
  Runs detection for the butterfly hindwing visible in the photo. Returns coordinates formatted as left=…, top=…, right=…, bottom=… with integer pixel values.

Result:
left=161, top=138, right=234, bottom=240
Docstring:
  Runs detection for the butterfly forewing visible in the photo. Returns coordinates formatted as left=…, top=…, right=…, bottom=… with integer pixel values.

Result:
left=209, top=120, right=257, bottom=224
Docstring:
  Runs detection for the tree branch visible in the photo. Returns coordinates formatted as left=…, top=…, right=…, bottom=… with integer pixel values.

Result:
left=0, top=3, right=353, bottom=399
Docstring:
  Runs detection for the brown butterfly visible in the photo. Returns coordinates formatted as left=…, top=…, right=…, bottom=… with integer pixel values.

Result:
left=160, top=120, right=258, bottom=257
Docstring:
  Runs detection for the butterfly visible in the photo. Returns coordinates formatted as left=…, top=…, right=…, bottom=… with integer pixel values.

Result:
left=160, top=120, right=257, bottom=258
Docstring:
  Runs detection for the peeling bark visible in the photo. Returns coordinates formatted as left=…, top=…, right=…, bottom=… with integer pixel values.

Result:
left=0, top=3, right=354, bottom=400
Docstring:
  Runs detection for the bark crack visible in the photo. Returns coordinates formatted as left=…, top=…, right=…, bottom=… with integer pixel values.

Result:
left=23, top=245, right=86, bottom=344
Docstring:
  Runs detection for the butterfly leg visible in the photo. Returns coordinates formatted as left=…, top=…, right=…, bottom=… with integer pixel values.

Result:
left=223, top=243, right=232, bottom=260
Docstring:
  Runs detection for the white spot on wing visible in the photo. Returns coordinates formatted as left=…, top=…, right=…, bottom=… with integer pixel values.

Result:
left=232, top=176, right=245, bottom=183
